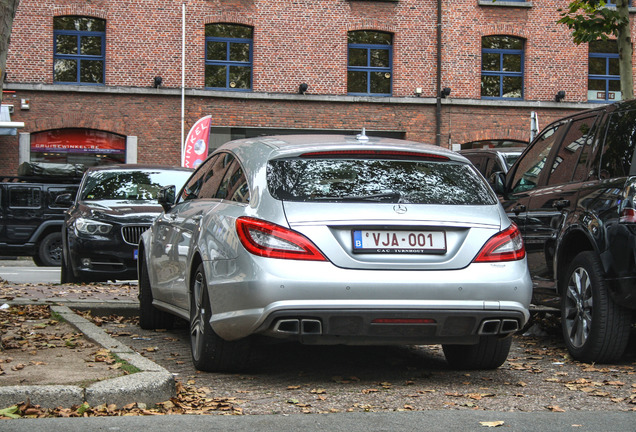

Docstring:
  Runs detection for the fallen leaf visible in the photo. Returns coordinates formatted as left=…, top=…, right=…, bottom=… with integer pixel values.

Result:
left=546, top=405, right=565, bottom=412
left=479, top=420, right=504, bottom=427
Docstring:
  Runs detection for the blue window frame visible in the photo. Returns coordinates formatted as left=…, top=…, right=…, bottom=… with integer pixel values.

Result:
left=481, top=36, right=524, bottom=100
left=205, top=24, right=253, bottom=91
left=53, top=16, right=105, bottom=85
left=588, top=40, right=621, bottom=102
left=347, top=31, right=393, bottom=96
left=605, top=0, right=631, bottom=6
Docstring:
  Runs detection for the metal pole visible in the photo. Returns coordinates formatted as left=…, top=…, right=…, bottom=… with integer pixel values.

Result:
left=181, top=3, right=186, bottom=167
left=435, top=0, right=442, bottom=147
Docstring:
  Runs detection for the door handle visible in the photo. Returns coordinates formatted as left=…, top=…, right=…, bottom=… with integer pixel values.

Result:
left=552, top=199, right=570, bottom=210
left=512, top=204, right=526, bottom=215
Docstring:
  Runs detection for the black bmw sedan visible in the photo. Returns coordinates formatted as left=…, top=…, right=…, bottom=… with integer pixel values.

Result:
left=60, top=165, right=192, bottom=283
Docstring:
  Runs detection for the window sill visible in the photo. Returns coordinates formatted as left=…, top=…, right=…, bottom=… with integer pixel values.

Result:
left=478, top=0, right=532, bottom=8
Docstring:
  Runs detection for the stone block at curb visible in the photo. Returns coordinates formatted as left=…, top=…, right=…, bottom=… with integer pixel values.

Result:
left=0, top=385, right=83, bottom=409
left=51, top=305, right=134, bottom=354
left=85, top=371, right=175, bottom=407
left=115, top=351, right=167, bottom=373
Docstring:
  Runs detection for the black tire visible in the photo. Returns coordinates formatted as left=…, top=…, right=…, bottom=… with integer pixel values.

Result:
left=138, top=256, right=174, bottom=330
left=443, top=335, right=512, bottom=370
left=37, top=232, right=63, bottom=267
left=60, top=245, right=79, bottom=284
left=561, top=251, right=631, bottom=363
left=190, top=263, right=251, bottom=372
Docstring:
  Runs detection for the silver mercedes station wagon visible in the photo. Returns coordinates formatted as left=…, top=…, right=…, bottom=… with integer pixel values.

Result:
left=138, top=133, right=532, bottom=371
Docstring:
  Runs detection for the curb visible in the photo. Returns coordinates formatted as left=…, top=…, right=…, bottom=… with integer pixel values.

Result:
left=0, top=304, right=175, bottom=409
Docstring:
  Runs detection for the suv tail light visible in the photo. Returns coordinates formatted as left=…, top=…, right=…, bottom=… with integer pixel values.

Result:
left=236, top=217, right=327, bottom=261
left=473, top=223, right=526, bottom=263
left=619, top=208, right=636, bottom=223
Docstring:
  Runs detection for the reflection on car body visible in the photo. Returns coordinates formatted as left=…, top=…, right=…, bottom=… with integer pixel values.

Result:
left=139, top=133, right=532, bottom=372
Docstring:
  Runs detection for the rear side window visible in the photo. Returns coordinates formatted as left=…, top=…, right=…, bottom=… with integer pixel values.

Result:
left=9, top=187, right=41, bottom=208
left=267, top=158, right=496, bottom=205
left=548, top=115, right=598, bottom=185
left=598, top=109, right=636, bottom=179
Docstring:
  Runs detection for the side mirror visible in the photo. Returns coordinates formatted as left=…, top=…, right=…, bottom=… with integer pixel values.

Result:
left=54, top=193, right=74, bottom=208
left=491, top=172, right=506, bottom=195
left=158, top=185, right=176, bottom=212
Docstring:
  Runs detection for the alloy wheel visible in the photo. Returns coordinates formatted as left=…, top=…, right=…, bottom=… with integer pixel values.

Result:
left=190, top=271, right=206, bottom=361
left=563, top=266, right=593, bottom=349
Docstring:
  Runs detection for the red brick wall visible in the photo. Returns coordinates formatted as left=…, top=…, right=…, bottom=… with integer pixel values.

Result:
left=0, top=89, right=581, bottom=176
left=9, top=0, right=625, bottom=99
left=1, top=0, right=626, bottom=176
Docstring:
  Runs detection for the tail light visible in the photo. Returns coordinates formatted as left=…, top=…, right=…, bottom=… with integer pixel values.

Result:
left=473, top=223, right=526, bottom=263
left=619, top=208, right=636, bottom=223
left=236, top=217, right=327, bottom=261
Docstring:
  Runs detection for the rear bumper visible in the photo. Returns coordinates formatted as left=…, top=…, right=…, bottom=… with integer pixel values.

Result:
left=203, top=257, right=533, bottom=343
left=605, top=224, right=636, bottom=309
left=609, top=276, right=636, bottom=309
left=254, top=307, right=527, bottom=345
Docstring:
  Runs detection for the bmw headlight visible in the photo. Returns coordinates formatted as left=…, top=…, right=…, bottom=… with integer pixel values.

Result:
left=74, top=217, right=113, bottom=235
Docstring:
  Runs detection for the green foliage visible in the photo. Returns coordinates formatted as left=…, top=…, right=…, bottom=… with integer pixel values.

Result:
left=557, top=0, right=629, bottom=43
left=0, top=405, right=21, bottom=418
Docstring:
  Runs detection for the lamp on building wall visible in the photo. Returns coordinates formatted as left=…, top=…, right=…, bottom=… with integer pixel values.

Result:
left=154, top=76, right=163, bottom=88
left=440, top=87, right=451, bottom=98
left=298, top=83, right=308, bottom=95
left=555, top=90, right=566, bottom=102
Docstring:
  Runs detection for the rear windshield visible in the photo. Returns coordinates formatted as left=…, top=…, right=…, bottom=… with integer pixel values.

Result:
left=267, top=158, right=496, bottom=205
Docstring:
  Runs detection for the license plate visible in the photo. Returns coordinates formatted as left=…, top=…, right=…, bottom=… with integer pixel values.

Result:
left=352, top=229, right=447, bottom=254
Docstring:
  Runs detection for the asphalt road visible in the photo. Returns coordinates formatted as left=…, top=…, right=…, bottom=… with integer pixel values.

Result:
left=3, top=410, right=635, bottom=431
left=0, top=264, right=60, bottom=284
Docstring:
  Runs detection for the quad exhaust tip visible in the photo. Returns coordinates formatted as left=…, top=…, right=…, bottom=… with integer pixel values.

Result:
left=478, top=319, right=519, bottom=335
left=273, top=319, right=322, bottom=335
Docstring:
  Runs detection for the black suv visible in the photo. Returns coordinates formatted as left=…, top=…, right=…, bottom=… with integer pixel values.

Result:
left=0, top=176, right=79, bottom=266
left=495, top=99, right=636, bottom=363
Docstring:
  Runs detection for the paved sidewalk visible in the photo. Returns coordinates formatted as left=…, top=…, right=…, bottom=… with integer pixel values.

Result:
left=0, top=277, right=176, bottom=409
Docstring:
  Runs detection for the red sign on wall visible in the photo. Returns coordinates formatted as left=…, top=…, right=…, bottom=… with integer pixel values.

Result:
left=31, top=128, right=126, bottom=154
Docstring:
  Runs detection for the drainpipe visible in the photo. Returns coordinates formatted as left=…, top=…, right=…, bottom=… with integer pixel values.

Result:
left=435, top=0, right=443, bottom=147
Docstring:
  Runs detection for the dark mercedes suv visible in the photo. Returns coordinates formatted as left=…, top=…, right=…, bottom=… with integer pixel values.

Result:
left=494, top=99, right=636, bottom=363
left=0, top=176, right=79, bottom=266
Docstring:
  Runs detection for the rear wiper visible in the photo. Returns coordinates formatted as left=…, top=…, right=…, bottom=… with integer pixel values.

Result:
left=339, top=192, right=402, bottom=202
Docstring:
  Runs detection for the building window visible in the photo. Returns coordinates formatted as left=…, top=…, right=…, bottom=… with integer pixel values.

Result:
left=53, top=16, right=105, bottom=85
left=347, top=31, right=393, bottom=96
left=588, top=40, right=621, bottom=102
left=205, top=24, right=253, bottom=91
left=605, top=0, right=631, bottom=6
left=481, top=36, right=524, bottom=99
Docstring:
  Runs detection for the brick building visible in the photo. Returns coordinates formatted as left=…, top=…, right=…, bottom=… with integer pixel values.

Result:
left=1, top=0, right=634, bottom=175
